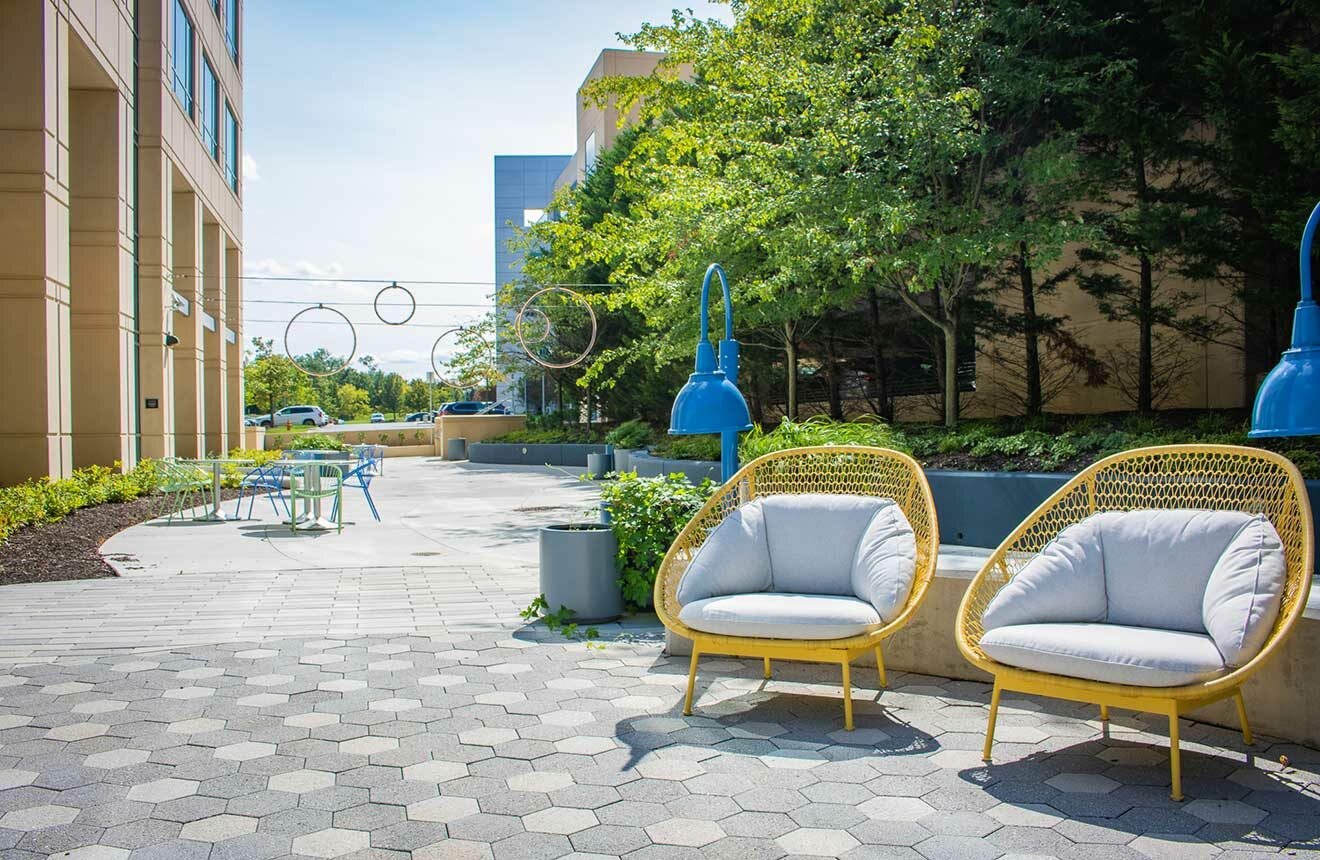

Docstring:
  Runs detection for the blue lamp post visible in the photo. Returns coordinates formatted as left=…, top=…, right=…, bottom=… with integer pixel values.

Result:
left=669, top=263, right=754, bottom=482
left=1250, top=200, right=1320, bottom=438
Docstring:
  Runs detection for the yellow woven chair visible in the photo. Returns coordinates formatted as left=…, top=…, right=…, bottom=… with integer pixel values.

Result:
left=655, top=445, right=939, bottom=729
left=956, top=444, right=1314, bottom=801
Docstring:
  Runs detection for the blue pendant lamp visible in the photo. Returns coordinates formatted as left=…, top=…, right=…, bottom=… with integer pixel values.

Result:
left=1250, top=200, right=1320, bottom=438
left=669, top=263, right=753, bottom=482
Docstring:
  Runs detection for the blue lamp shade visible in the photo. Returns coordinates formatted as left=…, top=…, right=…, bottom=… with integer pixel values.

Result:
left=1250, top=199, right=1320, bottom=438
left=669, top=369, right=753, bottom=436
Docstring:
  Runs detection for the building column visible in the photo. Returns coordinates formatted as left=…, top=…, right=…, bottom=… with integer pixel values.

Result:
left=203, top=221, right=227, bottom=455
left=69, top=87, right=135, bottom=470
left=171, top=190, right=205, bottom=458
left=225, top=243, right=244, bottom=444
left=137, top=147, right=174, bottom=460
left=0, top=2, right=73, bottom=484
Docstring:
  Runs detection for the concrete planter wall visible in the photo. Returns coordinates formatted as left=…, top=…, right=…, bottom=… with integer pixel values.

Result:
left=467, top=442, right=610, bottom=467
left=629, top=453, right=721, bottom=484
left=539, top=524, right=623, bottom=624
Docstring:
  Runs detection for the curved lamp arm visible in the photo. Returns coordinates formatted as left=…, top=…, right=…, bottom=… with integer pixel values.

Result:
left=698, top=263, right=735, bottom=343
left=1301, top=200, right=1320, bottom=304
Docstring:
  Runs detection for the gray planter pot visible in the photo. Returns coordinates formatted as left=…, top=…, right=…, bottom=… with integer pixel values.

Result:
left=615, top=448, right=644, bottom=473
left=539, top=524, right=623, bottom=623
left=586, top=452, right=613, bottom=479
left=445, top=437, right=467, bottom=461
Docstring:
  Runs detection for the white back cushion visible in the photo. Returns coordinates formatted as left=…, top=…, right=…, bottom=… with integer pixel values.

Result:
left=675, top=500, right=772, bottom=606
left=982, top=517, right=1107, bottom=631
left=1099, top=509, right=1254, bottom=632
left=1203, top=515, right=1286, bottom=667
left=849, top=501, right=918, bottom=623
left=760, top=494, right=886, bottom=595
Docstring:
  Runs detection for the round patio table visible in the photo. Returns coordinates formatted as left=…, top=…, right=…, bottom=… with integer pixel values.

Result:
left=185, top=457, right=254, bottom=521
left=273, top=458, right=356, bottom=531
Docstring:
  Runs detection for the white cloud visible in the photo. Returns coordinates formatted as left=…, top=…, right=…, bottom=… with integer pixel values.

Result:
left=244, top=258, right=345, bottom=278
left=242, top=153, right=260, bottom=181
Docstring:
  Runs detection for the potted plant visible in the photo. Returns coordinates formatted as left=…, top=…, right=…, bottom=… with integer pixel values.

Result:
left=538, top=521, right=623, bottom=623
left=606, top=419, right=654, bottom=473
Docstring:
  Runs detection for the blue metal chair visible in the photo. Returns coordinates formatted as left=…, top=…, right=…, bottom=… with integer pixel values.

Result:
left=332, top=456, right=380, bottom=522
left=234, top=462, right=289, bottom=520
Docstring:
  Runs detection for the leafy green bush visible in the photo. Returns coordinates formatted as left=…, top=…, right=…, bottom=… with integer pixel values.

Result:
left=488, top=426, right=606, bottom=444
left=0, top=460, right=163, bottom=543
left=650, top=434, right=722, bottom=461
left=606, top=419, right=654, bottom=449
left=600, top=473, right=715, bottom=608
left=287, top=434, right=349, bottom=452
left=220, top=448, right=285, bottom=487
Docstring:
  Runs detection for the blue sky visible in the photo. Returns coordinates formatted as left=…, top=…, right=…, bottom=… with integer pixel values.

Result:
left=242, top=1, right=732, bottom=377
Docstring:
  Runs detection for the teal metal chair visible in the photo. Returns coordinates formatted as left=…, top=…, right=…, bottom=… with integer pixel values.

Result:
left=288, top=463, right=344, bottom=533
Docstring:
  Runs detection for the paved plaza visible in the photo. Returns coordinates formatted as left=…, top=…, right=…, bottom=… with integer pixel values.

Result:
left=0, top=459, right=1318, bottom=859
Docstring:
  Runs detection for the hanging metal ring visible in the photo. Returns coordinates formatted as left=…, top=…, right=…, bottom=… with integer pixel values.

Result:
left=284, top=304, right=357, bottom=377
left=373, top=281, right=416, bottom=326
left=516, top=286, right=598, bottom=370
left=430, top=326, right=493, bottom=388
left=517, top=306, right=553, bottom=345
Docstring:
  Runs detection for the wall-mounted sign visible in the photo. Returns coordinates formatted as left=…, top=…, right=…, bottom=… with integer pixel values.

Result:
left=145, top=398, right=159, bottom=409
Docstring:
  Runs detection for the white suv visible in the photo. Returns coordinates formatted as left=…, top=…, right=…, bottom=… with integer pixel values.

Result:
left=256, top=405, right=331, bottom=427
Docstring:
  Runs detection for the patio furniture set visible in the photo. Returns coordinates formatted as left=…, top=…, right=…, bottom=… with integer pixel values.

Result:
left=655, top=443, right=1314, bottom=802
left=158, top=444, right=384, bottom=533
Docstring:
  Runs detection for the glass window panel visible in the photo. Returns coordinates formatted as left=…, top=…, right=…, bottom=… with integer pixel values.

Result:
left=226, top=0, right=238, bottom=60
left=224, top=104, right=238, bottom=192
left=201, top=57, right=219, bottom=160
left=171, top=0, right=194, bottom=115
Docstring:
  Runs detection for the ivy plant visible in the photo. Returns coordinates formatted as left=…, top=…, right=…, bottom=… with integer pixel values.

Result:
left=600, top=473, right=714, bottom=608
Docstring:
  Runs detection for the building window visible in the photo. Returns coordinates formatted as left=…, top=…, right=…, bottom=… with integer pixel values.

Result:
left=171, top=0, right=194, bottom=115
left=201, top=56, right=219, bottom=160
left=523, top=209, right=545, bottom=227
left=583, top=131, right=597, bottom=175
left=224, top=104, right=239, bottom=193
left=226, top=0, right=239, bottom=61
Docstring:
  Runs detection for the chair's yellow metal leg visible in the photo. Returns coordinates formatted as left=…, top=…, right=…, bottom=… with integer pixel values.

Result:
left=1169, top=712, right=1183, bottom=801
left=983, top=679, right=1002, bottom=762
left=1100, top=704, right=1109, bottom=722
left=683, top=649, right=700, bottom=716
left=763, top=657, right=771, bottom=680
left=874, top=645, right=887, bottom=688
left=841, top=659, right=854, bottom=730
left=1234, top=690, right=1253, bottom=745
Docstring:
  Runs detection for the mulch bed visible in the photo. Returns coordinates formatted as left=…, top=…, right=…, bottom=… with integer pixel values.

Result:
left=0, top=489, right=240, bottom=586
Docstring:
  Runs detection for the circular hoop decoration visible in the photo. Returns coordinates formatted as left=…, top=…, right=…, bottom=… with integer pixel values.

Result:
left=515, top=286, right=598, bottom=370
left=284, top=304, right=357, bottom=377
left=430, top=326, right=493, bottom=389
left=373, top=281, right=416, bottom=326
left=518, top=306, right=553, bottom=345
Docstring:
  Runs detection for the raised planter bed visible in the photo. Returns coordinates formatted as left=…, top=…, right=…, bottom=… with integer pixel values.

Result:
left=466, top=442, right=609, bottom=467
left=629, top=453, right=720, bottom=484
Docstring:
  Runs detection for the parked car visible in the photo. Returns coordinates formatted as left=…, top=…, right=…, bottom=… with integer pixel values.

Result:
left=405, top=411, right=434, bottom=423
left=438, top=401, right=507, bottom=416
left=251, top=405, right=332, bottom=428
left=370, top=412, right=386, bottom=423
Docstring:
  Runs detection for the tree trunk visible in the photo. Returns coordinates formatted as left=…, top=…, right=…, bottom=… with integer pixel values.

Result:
left=866, top=287, right=892, bottom=421
left=825, top=329, right=843, bottom=420
left=1132, top=141, right=1154, bottom=414
left=1017, top=241, right=1043, bottom=416
left=784, top=321, right=799, bottom=421
left=942, top=319, right=959, bottom=427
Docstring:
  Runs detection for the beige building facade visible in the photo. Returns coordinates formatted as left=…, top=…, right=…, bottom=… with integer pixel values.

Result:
left=0, top=0, right=243, bottom=486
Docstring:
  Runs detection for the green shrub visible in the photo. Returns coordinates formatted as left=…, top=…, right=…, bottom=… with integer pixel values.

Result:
left=287, top=434, right=349, bottom=452
left=651, top=434, right=722, bottom=461
left=606, top=419, right=654, bottom=450
left=220, top=448, right=284, bottom=487
left=0, top=459, right=163, bottom=543
left=488, top=426, right=606, bottom=444
left=600, top=473, right=715, bottom=608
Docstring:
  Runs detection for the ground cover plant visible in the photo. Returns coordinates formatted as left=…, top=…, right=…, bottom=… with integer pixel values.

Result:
left=600, top=472, right=715, bottom=608
left=0, top=461, right=163, bottom=544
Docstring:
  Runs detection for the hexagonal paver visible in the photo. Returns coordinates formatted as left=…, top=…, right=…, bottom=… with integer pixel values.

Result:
left=402, top=760, right=468, bottom=783
left=72, top=699, right=128, bottom=714
left=286, top=712, right=340, bottom=728
left=86, top=748, right=151, bottom=769
left=269, top=769, right=336, bottom=794
left=523, top=806, right=598, bottom=834
left=508, top=771, right=574, bottom=793
left=540, top=710, right=595, bottom=727
left=368, top=659, right=412, bottom=672
left=111, top=660, right=159, bottom=673
left=319, top=679, right=367, bottom=693
left=1183, top=798, right=1267, bottom=825
left=235, top=648, right=279, bottom=659
left=986, top=803, right=1063, bottom=828
left=41, top=681, right=93, bottom=695
left=236, top=692, right=288, bottom=707
left=47, top=847, right=130, bottom=860
left=216, top=741, right=278, bottom=761
left=1046, top=773, right=1120, bottom=794
left=163, top=686, right=214, bottom=700
left=0, top=804, right=79, bottom=830
left=459, top=727, right=518, bottom=746
left=760, top=749, right=826, bottom=769
left=418, top=674, right=466, bottom=687
left=407, top=795, right=480, bottom=823
left=0, top=769, right=39, bottom=790
left=777, top=827, right=860, bottom=856
left=291, top=827, right=370, bottom=858
left=167, top=717, right=225, bottom=734
left=487, top=663, right=530, bottom=675
left=247, top=673, right=294, bottom=687
left=475, top=691, right=525, bottom=705
left=545, top=677, right=592, bottom=690
left=1129, top=833, right=1221, bottom=860
left=646, top=817, right=725, bottom=847
left=340, top=735, right=399, bottom=756
left=47, top=721, right=108, bottom=741
left=635, top=759, right=703, bottom=781
left=127, top=777, right=200, bottom=803
left=369, top=697, right=422, bottom=712
left=179, top=813, right=257, bottom=842
left=859, top=796, right=936, bottom=821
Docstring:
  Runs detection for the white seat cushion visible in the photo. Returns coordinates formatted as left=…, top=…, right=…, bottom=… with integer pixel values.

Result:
left=979, top=623, right=1227, bottom=687
left=678, top=593, right=883, bottom=641
left=849, top=501, right=917, bottom=623
left=676, top=500, right=773, bottom=606
left=1203, top=514, right=1287, bottom=667
left=982, top=517, right=1108, bottom=630
left=760, top=494, right=887, bottom=595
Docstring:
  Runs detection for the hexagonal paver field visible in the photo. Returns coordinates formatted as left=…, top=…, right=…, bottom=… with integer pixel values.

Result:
left=0, top=630, right=1318, bottom=860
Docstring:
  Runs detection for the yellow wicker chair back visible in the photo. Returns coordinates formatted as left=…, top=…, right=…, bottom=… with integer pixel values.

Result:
left=955, top=444, right=1314, bottom=800
left=655, top=445, right=940, bottom=729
